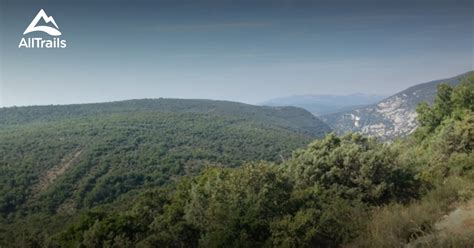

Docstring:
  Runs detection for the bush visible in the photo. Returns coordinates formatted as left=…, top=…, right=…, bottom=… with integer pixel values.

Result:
left=353, top=177, right=473, bottom=247
left=286, top=133, right=420, bottom=204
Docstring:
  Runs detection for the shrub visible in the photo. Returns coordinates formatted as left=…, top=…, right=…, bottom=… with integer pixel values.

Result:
left=353, top=177, right=473, bottom=247
left=286, top=133, right=420, bottom=204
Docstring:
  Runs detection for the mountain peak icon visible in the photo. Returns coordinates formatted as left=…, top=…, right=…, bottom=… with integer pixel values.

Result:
left=23, top=9, right=62, bottom=36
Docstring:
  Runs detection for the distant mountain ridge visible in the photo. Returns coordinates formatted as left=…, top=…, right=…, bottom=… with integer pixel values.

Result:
left=261, top=94, right=386, bottom=116
left=321, top=71, right=473, bottom=139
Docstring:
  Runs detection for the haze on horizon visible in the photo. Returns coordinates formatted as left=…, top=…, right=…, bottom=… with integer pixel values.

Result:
left=0, top=0, right=473, bottom=107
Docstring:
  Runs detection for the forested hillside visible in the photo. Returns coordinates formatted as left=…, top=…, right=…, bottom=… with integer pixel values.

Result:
left=0, top=99, right=331, bottom=137
left=0, top=75, right=473, bottom=247
left=0, top=99, right=331, bottom=246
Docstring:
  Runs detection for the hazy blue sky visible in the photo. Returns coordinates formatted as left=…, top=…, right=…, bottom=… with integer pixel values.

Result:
left=0, top=0, right=472, bottom=107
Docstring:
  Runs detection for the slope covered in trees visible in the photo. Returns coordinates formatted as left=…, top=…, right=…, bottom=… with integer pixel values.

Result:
left=0, top=99, right=331, bottom=137
left=0, top=75, right=473, bottom=247
left=0, top=99, right=332, bottom=245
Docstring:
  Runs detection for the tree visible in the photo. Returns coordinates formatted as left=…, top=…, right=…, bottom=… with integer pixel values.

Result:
left=286, top=133, right=419, bottom=204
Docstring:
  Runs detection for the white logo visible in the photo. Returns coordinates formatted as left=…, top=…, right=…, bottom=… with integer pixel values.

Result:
left=24, top=9, right=61, bottom=36
left=18, top=9, right=67, bottom=48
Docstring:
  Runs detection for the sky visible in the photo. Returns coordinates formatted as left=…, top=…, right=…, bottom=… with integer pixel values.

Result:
left=0, top=0, right=473, bottom=107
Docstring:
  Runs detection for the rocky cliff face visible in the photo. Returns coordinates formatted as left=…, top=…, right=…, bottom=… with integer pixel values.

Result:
left=322, top=72, right=472, bottom=139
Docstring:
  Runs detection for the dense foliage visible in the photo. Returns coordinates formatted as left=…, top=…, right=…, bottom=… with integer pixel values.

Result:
left=0, top=101, right=324, bottom=237
left=44, top=131, right=423, bottom=247
left=0, top=99, right=331, bottom=137
left=407, top=75, right=474, bottom=182
left=0, top=99, right=329, bottom=214
left=0, top=74, right=473, bottom=247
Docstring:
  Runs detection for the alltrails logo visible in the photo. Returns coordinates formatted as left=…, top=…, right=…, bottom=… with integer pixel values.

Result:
left=18, top=9, right=67, bottom=48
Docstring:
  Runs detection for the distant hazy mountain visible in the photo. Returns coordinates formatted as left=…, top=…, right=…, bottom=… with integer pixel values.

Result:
left=261, top=94, right=386, bottom=116
left=321, top=71, right=473, bottom=139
